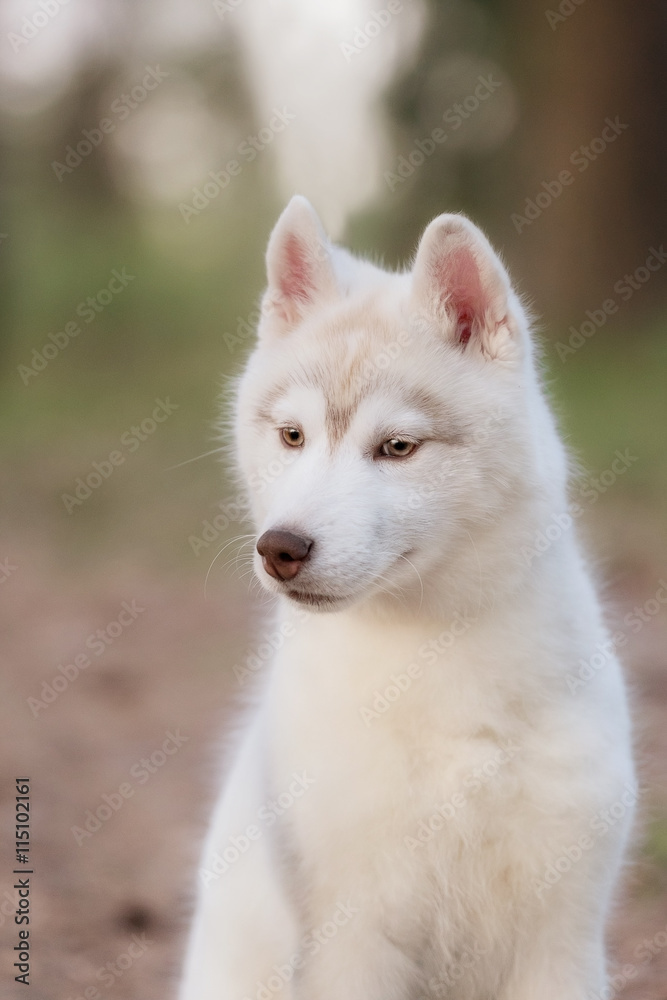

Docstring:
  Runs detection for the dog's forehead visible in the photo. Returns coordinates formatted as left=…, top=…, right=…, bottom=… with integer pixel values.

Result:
left=269, top=310, right=387, bottom=413
left=256, top=306, right=461, bottom=445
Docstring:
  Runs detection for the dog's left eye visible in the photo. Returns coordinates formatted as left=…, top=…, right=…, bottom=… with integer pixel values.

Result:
left=281, top=427, right=304, bottom=447
left=379, top=438, right=418, bottom=458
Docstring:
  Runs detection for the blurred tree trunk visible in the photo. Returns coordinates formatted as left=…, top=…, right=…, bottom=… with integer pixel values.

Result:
left=502, top=0, right=667, bottom=319
left=349, top=0, right=667, bottom=323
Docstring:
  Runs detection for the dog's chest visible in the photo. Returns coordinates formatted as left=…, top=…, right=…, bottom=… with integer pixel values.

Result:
left=267, top=623, right=534, bottom=900
left=268, top=695, right=530, bottom=994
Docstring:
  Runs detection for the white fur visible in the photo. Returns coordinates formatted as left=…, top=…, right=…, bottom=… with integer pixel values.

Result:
left=179, top=197, right=635, bottom=1000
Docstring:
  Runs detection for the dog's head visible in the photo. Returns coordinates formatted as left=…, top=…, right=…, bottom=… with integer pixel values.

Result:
left=234, top=196, right=564, bottom=613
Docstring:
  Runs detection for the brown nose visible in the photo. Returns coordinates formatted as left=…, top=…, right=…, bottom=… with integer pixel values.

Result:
left=257, top=529, right=313, bottom=581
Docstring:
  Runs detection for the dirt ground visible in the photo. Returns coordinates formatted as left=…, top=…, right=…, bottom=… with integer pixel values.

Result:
left=1, top=503, right=667, bottom=1000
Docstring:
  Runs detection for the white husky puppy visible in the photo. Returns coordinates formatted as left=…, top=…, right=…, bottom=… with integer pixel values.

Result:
left=179, top=197, right=635, bottom=1000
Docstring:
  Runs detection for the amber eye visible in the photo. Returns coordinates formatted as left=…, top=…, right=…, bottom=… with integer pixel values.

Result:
left=281, top=427, right=304, bottom=447
left=379, top=438, right=418, bottom=458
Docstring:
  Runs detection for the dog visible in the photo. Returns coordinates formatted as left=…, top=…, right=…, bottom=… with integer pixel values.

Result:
left=179, top=197, right=636, bottom=1000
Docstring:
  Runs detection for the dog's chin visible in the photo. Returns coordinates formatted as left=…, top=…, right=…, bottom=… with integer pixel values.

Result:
left=285, top=588, right=353, bottom=612
left=255, top=572, right=359, bottom=612
left=267, top=582, right=357, bottom=612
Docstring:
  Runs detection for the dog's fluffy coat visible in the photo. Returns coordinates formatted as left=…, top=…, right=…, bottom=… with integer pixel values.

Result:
left=179, top=197, right=635, bottom=1000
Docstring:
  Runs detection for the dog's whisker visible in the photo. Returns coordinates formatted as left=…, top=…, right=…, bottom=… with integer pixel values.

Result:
left=163, top=446, right=226, bottom=472
left=396, top=554, right=424, bottom=612
left=204, top=533, right=255, bottom=599
left=464, top=529, right=484, bottom=622
left=223, top=540, right=257, bottom=574
left=372, top=572, right=409, bottom=606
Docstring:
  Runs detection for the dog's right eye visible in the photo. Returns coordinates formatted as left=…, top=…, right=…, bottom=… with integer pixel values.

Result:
left=280, top=427, right=304, bottom=448
left=378, top=438, right=418, bottom=458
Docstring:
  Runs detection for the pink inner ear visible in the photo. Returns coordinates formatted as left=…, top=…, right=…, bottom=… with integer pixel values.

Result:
left=434, top=243, right=485, bottom=345
left=456, top=308, right=474, bottom=346
left=280, top=234, right=314, bottom=303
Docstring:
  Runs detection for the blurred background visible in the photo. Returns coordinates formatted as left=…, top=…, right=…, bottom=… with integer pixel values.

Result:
left=0, top=0, right=666, bottom=997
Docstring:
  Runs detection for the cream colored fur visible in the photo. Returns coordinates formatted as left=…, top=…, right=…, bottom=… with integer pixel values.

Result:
left=179, top=197, right=635, bottom=1000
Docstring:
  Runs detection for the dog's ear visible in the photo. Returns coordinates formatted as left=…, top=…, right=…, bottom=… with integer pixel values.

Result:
left=262, top=196, right=337, bottom=333
left=411, top=214, right=518, bottom=360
